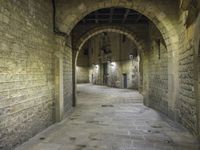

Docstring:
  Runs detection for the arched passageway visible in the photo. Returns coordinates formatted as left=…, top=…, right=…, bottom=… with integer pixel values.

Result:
left=57, top=1, right=180, bottom=115
left=76, top=31, right=141, bottom=97
left=74, top=26, right=145, bottom=100
left=71, top=7, right=170, bottom=118
left=1, top=1, right=200, bottom=150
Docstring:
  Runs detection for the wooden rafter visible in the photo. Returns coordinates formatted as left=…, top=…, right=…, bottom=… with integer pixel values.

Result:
left=122, top=9, right=130, bottom=23
left=109, top=8, right=114, bottom=23
left=135, top=14, right=142, bottom=23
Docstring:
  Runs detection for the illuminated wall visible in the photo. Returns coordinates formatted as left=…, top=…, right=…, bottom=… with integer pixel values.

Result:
left=86, top=32, right=139, bottom=89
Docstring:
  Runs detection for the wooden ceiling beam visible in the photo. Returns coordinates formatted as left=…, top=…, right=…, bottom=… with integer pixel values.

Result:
left=122, top=9, right=130, bottom=23
left=109, top=8, right=114, bottom=23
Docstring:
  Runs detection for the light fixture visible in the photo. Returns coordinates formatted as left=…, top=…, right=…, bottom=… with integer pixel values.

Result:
left=129, top=54, right=133, bottom=60
left=95, top=64, right=99, bottom=69
left=110, top=62, right=116, bottom=67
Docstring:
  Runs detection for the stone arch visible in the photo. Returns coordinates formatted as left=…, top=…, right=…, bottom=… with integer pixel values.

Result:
left=59, top=1, right=179, bottom=53
left=64, top=1, right=179, bottom=108
left=72, top=25, right=148, bottom=106
left=74, top=25, right=145, bottom=63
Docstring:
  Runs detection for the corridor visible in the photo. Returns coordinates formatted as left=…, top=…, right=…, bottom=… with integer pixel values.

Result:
left=15, top=84, right=199, bottom=150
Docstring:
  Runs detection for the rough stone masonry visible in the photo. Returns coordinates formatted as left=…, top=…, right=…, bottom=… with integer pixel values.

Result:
left=0, top=0, right=200, bottom=150
left=0, top=0, right=72, bottom=149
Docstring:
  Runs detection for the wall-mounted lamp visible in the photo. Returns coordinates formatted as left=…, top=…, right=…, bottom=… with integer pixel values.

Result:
left=129, top=54, right=133, bottom=60
left=95, top=64, right=99, bottom=69
left=110, top=62, right=116, bottom=67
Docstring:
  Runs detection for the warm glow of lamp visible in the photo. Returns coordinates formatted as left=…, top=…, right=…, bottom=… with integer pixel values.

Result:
left=110, top=62, right=116, bottom=67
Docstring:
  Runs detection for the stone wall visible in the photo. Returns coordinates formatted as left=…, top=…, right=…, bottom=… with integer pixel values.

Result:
left=63, top=46, right=73, bottom=116
left=147, top=23, right=169, bottom=115
left=0, top=1, right=73, bottom=149
left=0, top=1, right=200, bottom=149
left=84, top=32, right=139, bottom=89
left=198, top=15, right=200, bottom=137
left=76, top=67, right=89, bottom=83
left=176, top=8, right=200, bottom=135
left=76, top=43, right=89, bottom=83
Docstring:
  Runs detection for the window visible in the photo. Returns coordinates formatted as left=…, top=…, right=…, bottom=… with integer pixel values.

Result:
left=156, top=39, right=161, bottom=59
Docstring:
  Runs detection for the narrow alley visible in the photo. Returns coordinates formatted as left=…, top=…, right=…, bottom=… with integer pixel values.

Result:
left=15, top=84, right=199, bottom=150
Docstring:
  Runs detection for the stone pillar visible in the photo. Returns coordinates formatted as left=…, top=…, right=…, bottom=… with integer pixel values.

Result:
left=167, top=47, right=179, bottom=120
left=72, top=49, right=78, bottom=107
left=54, top=51, right=64, bottom=122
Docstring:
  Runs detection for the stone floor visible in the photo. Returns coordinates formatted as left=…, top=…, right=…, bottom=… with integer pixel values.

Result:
left=15, top=84, right=199, bottom=150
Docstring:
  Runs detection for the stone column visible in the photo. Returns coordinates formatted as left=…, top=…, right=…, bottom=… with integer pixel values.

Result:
left=54, top=51, right=64, bottom=122
left=72, top=49, right=78, bottom=107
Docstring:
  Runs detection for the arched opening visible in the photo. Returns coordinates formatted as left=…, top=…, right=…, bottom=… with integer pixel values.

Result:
left=5, top=1, right=200, bottom=149
left=71, top=7, right=169, bottom=116
left=76, top=32, right=140, bottom=91
left=72, top=24, right=147, bottom=107
left=58, top=2, right=179, bottom=116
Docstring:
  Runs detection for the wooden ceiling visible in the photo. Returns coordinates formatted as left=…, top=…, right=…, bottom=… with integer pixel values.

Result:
left=78, top=7, right=149, bottom=25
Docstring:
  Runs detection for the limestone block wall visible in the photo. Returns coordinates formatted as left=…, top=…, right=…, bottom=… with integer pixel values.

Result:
left=76, top=43, right=89, bottom=83
left=85, top=32, right=139, bottom=89
left=0, top=1, right=73, bottom=149
left=63, top=46, right=73, bottom=115
left=176, top=10, right=200, bottom=135
left=146, top=23, right=169, bottom=115
left=76, top=67, right=89, bottom=83
left=106, top=60, right=139, bottom=89
left=89, top=65, right=101, bottom=85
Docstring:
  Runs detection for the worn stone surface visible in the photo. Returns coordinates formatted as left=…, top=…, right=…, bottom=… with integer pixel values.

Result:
left=176, top=9, right=200, bottom=135
left=76, top=43, right=89, bottom=84
left=0, top=0, right=200, bottom=149
left=0, top=1, right=73, bottom=149
left=15, top=84, right=199, bottom=150
left=147, top=22, right=169, bottom=116
left=63, top=46, right=73, bottom=115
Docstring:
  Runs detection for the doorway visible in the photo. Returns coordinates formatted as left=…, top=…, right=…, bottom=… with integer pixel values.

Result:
left=123, top=73, right=128, bottom=88
left=103, top=63, right=108, bottom=85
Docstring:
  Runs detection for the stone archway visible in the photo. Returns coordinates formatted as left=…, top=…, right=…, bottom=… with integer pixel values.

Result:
left=57, top=1, right=180, bottom=110
left=72, top=26, right=146, bottom=106
left=74, top=26, right=145, bottom=60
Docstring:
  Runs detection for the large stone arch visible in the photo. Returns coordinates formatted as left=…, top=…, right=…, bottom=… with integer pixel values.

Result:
left=58, top=1, right=179, bottom=52
left=72, top=25, right=147, bottom=106
left=57, top=0, right=180, bottom=109
left=74, top=25, right=145, bottom=62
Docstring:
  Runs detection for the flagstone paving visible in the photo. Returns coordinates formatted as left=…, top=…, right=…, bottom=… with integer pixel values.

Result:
left=15, top=84, right=199, bottom=150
